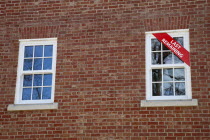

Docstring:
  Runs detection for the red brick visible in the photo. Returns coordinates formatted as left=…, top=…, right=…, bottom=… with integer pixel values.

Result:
left=0, top=0, right=209, bottom=139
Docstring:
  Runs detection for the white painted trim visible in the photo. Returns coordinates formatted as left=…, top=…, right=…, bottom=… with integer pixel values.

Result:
left=15, top=38, right=57, bottom=104
left=141, top=99, right=198, bottom=107
left=7, top=103, right=58, bottom=111
left=145, top=29, right=192, bottom=100
left=145, top=29, right=189, bottom=34
left=19, top=38, right=57, bottom=42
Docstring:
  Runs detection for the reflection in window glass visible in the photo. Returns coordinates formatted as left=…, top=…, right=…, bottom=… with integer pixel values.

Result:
left=163, top=83, right=174, bottom=96
left=23, top=75, right=32, bottom=87
left=174, top=68, right=185, bottom=81
left=22, top=88, right=31, bottom=100
left=174, top=37, right=184, bottom=46
left=44, top=45, right=53, bottom=57
left=22, top=74, right=53, bottom=101
left=174, top=55, right=183, bottom=64
left=163, top=52, right=172, bottom=64
left=175, top=82, right=185, bottom=95
left=23, top=59, right=33, bottom=71
left=152, top=83, right=162, bottom=96
left=32, top=88, right=42, bottom=100
left=152, top=69, right=162, bottom=82
left=34, top=58, right=42, bottom=70
left=43, top=58, right=52, bottom=70
left=44, top=74, right=52, bottom=86
left=163, top=69, right=173, bottom=81
left=152, top=52, right=161, bottom=64
left=42, top=87, right=51, bottom=99
left=151, top=39, right=161, bottom=51
left=163, top=44, right=169, bottom=50
left=34, top=45, right=43, bottom=57
left=33, top=74, right=42, bottom=86
left=24, top=46, right=33, bottom=58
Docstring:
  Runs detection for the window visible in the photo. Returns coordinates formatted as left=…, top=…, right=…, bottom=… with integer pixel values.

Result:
left=15, top=38, right=57, bottom=104
left=145, top=29, right=192, bottom=101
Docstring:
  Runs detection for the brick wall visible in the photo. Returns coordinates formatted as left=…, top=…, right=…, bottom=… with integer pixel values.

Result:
left=0, top=0, right=210, bottom=139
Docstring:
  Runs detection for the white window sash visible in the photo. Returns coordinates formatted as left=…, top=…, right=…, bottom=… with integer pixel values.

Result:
left=145, top=29, right=192, bottom=100
left=15, top=38, right=57, bottom=104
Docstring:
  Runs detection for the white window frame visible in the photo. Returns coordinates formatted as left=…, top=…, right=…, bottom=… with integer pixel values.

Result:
left=145, top=29, right=192, bottom=101
left=14, top=38, right=57, bottom=104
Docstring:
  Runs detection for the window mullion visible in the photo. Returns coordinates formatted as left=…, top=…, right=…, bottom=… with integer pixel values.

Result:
left=31, top=74, right=34, bottom=100
left=173, top=68, right=175, bottom=96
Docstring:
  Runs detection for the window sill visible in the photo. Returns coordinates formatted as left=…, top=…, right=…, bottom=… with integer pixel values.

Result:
left=7, top=103, right=58, bottom=111
left=141, top=99, right=198, bottom=107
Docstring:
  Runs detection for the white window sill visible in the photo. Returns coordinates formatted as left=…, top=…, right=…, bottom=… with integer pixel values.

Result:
left=7, top=103, right=58, bottom=111
left=141, top=99, right=198, bottom=107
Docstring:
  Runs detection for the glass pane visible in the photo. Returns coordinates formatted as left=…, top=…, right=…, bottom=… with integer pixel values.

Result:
left=42, top=87, right=51, bottom=99
left=44, top=74, right=52, bottom=86
left=151, top=39, right=161, bottom=51
left=32, top=88, right=42, bottom=100
left=23, top=59, right=32, bottom=71
left=44, top=45, right=53, bottom=57
left=23, top=75, right=32, bottom=87
left=175, top=82, right=185, bottom=95
left=163, top=69, right=173, bottom=81
left=173, top=37, right=184, bottom=46
left=22, top=88, right=31, bottom=100
left=152, top=52, right=161, bottom=64
left=163, top=44, right=170, bottom=50
left=34, top=45, right=43, bottom=57
left=33, top=74, right=42, bottom=86
left=152, top=83, right=162, bottom=96
left=24, top=46, right=33, bottom=58
left=174, top=54, right=183, bottom=64
left=33, top=58, right=42, bottom=70
left=163, top=83, right=174, bottom=96
left=43, top=58, right=52, bottom=70
left=174, top=68, right=185, bottom=81
left=152, top=69, right=162, bottom=82
left=163, top=52, right=172, bottom=64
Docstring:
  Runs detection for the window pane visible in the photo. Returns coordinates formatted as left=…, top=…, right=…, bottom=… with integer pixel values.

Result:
left=163, top=44, right=169, bottom=50
left=152, top=52, right=161, bottom=64
left=163, top=83, right=174, bottom=96
left=43, top=58, right=52, bottom=70
left=33, top=74, right=42, bottom=86
left=163, top=52, right=172, bottom=64
left=34, top=45, right=43, bottom=57
left=23, top=75, right=32, bottom=87
left=175, top=82, right=185, bottom=95
left=24, top=46, right=33, bottom=58
left=174, top=37, right=184, bottom=46
left=23, top=59, right=32, bottom=71
left=152, top=69, right=162, bottom=82
left=174, top=68, right=185, bottom=81
left=151, top=39, right=161, bottom=51
left=152, top=83, right=162, bottom=96
left=42, top=87, right=51, bottom=99
left=44, top=74, right=52, bottom=86
left=174, top=55, right=183, bottom=64
left=33, top=58, right=42, bottom=70
left=22, top=88, right=31, bottom=100
left=32, top=88, right=42, bottom=100
left=163, top=69, right=173, bottom=81
left=44, top=45, right=53, bottom=57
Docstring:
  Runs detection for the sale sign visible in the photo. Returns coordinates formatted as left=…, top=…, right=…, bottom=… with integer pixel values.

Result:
left=152, top=33, right=190, bottom=66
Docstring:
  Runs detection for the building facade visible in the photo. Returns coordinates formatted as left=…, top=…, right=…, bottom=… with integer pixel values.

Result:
left=0, top=0, right=210, bottom=139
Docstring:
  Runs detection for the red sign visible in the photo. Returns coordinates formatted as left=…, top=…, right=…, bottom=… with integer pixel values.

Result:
left=152, top=33, right=190, bottom=66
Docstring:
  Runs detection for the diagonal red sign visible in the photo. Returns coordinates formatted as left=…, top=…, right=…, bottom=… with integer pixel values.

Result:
left=152, top=33, right=190, bottom=66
